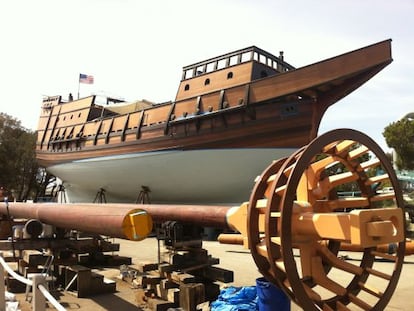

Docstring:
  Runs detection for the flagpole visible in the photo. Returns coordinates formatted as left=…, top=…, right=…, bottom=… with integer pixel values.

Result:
left=77, top=74, right=81, bottom=99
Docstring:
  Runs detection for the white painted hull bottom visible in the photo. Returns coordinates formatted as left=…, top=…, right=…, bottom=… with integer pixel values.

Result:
left=47, top=148, right=296, bottom=205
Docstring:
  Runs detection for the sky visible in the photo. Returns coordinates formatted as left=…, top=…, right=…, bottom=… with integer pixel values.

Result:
left=0, top=0, right=413, bottom=152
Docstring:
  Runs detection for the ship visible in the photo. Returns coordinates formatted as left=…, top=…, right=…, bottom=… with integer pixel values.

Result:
left=36, top=39, right=392, bottom=204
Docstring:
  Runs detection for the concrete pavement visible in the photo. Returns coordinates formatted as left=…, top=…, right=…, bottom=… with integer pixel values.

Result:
left=13, top=237, right=414, bottom=310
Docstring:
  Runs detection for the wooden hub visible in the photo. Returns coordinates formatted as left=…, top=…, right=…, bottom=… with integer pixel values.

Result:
left=248, top=129, right=405, bottom=311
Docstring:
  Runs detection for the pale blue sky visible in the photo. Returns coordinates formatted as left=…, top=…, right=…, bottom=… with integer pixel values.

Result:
left=0, top=0, right=412, bottom=151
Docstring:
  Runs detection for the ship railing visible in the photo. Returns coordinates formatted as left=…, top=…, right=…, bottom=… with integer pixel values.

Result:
left=182, top=46, right=295, bottom=80
left=0, top=252, right=66, bottom=311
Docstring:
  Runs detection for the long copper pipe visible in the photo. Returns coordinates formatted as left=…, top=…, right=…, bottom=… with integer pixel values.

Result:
left=0, top=202, right=154, bottom=241
left=138, top=204, right=232, bottom=228
left=0, top=202, right=233, bottom=239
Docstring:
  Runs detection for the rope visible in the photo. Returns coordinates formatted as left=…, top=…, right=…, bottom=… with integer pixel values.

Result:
left=38, top=284, right=66, bottom=311
left=0, top=255, right=31, bottom=286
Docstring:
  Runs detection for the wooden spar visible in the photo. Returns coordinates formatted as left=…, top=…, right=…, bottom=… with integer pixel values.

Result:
left=217, top=234, right=414, bottom=255
left=1, top=200, right=408, bottom=255
left=0, top=202, right=153, bottom=241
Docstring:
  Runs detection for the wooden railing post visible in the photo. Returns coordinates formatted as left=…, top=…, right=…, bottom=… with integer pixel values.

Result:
left=32, top=274, right=46, bottom=311
left=0, top=252, right=5, bottom=311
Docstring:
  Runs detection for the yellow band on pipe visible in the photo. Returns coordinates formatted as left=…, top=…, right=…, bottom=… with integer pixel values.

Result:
left=122, top=209, right=153, bottom=241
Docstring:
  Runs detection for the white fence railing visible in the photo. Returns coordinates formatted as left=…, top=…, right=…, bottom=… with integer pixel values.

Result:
left=0, top=252, right=65, bottom=311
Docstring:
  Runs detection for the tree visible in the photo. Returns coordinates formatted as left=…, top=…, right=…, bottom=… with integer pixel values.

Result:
left=0, top=113, right=40, bottom=200
left=383, top=117, right=414, bottom=170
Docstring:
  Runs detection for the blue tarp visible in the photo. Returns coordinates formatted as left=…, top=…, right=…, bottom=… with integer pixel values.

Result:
left=211, top=286, right=258, bottom=311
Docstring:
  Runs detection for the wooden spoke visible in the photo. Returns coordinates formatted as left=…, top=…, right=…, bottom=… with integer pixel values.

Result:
left=370, top=192, right=395, bottom=202
left=358, top=282, right=383, bottom=299
left=365, top=174, right=389, bottom=185
left=271, top=236, right=281, bottom=245
left=348, top=293, right=373, bottom=311
left=322, top=141, right=340, bottom=153
left=334, top=140, right=355, bottom=154
left=302, top=283, right=322, bottom=302
left=314, top=197, right=369, bottom=211
left=347, top=145, right=369, bottom=160
left=322, top=303, right=335, bottom=311
left=365, top=267, right=392, bottom=281
left=317, top=244, right=363, bottom=275
left=308, top=155, right=337, bottom=174
left=370, top=250, right=397, bottom=261
left=256, top=242, right=268, bottom=258
left=247, top=129, right=405, bottom=311
left=336, top=301, right=351, bottom=311
left=359, top=158, right=381, bottom=171
left=310, top=256, right=347, bottom=296
left=255, top=199, right=268, bottom=209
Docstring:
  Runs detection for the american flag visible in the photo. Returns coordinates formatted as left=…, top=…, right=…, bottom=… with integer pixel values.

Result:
left=79, top=73, right=94, bottom=84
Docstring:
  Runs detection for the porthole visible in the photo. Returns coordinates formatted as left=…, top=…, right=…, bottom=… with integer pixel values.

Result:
left=204, top=78, right=210, bottom=86
left=227, top=72, right=233, bottom=79
left=184, top=84, right=190, bottom=91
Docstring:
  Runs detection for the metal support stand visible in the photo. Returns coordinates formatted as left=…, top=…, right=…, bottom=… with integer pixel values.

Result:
left=136, top=186, right=151, bottom=204
left=55, top=185, right=67, bottom=203
left=93, top=188, right=107, bottom=203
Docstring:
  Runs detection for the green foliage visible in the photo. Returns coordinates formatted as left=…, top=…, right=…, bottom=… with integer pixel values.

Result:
left=383, top=118, right=414, bottom=170
left=0, top=113, right=39, bottom=200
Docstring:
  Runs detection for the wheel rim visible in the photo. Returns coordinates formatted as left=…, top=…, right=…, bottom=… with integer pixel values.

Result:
left=249, top=129, right=405, bottom=310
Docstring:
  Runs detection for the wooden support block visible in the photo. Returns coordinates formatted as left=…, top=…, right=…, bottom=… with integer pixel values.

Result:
left=171, top=272, right=197, bottom=284
left=197, top=301, right=210, bottom=311
left=64, top=265, right=92, bottom=298
left=22, top=266, right=40, bottom=278
left=98, top=240, right=121, bottom=252
left=90, top=271, right=105, bottom=288
left=6, top=276, right=27, bottom=293
left=18, top=259, right=28, bottom=275
left=204, top=283, right=220, bottom=302
left=206, top=257, right=220, bottom=266
left=136, top=262, right=159, bottom=273
left=142, top=275, right=163, bottom=288
left=167, top=288, right=180, bottom=304
left=158, top=263, right=176, bottom=278
left=105, top=255, right=132, bottom=266
left=168, top=253, right=187, bottom=266
left=159, top=279, right=178, bottom=300
left=134, top=275, right=145, bottom=287
left=102, top=277, right=116, bottom=294
left=203, top=266, right=234, bottom=283
left=64, top=265, right=116, bottom=297
left=0, top=220, right=12, bottom=239
left=179, top=283, right=205, bottom=311
left=22, top=250, right=44, bottom=266
left=184, top=249, right=208, bottom=261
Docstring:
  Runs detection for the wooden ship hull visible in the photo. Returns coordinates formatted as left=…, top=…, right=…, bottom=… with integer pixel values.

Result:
left=36, top=40, right=392, bottom=204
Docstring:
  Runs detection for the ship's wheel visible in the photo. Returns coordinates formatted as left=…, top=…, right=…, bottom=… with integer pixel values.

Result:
left=248, top=129, right=405, bottom=310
